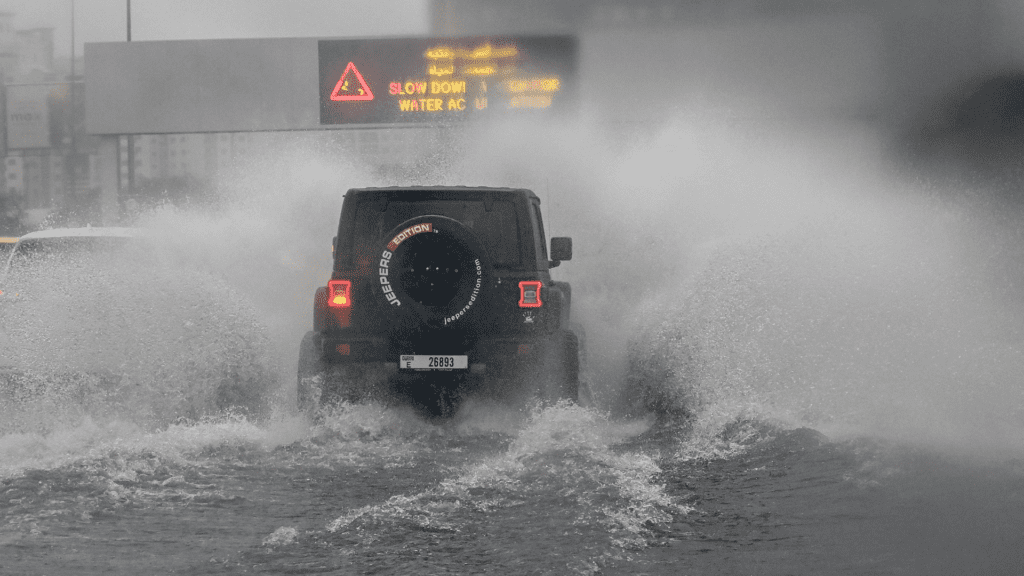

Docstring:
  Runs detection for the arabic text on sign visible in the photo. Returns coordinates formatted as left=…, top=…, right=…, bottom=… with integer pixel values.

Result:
left=424, top=43, right=519, bottom=60
left=462, top=65, right=496, bottom=76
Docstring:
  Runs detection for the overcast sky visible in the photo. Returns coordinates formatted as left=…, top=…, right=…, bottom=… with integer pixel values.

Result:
left=0, top=0, right=430, bottom=58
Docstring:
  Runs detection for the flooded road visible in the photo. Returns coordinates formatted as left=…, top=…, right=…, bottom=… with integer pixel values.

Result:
left=0, top=401, right=672, bottom=574
left=4, top=118, right=1024, bottom=574
left=3, top=398, right=1024, bottom=575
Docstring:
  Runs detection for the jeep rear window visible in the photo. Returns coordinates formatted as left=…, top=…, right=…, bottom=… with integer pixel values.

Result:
left=349, top=199, right=521, bottom=267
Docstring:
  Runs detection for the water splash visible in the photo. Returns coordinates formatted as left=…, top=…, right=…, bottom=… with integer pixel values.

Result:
left=612, top=119, right=1024, bottom=457
left=0, top=412, right=308, bottom=481
left=379, top=111, right=1024, bottom=459
left=325, top=403, right=685, bottom=569
left=263, top=526, right=299, bottom=546
left=1, top=245, right=278, bottom=432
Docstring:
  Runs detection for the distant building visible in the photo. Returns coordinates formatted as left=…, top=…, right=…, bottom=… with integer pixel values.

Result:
left=117, top=132, right=270, bottom=184
left=0, top=12, right=70, bottom=229
left=15, top=27, right=54, bottom=81
left=0, top=12, right=19, bottom=83
left=4, top=156, right=22, bottom=196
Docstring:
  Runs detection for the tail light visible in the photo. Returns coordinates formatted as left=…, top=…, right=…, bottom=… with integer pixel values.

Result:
left=328, top=280, right=352, bottom=307
left=518, top=280, right=542, bottom=308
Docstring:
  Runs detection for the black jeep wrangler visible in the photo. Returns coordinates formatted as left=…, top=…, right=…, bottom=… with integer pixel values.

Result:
left=298, top=186, right=578, bottom=415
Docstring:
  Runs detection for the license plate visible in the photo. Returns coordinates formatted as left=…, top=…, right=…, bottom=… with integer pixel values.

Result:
left=399, top=355, right=468, bottom=370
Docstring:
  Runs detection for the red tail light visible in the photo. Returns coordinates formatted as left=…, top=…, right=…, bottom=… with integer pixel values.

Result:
left=518, top=280, right=542, bottom=308
left=328, top=280, right=352, bottom=307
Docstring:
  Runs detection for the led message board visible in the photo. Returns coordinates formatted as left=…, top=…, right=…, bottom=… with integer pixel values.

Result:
left=319, top=36, right=576, bottom=125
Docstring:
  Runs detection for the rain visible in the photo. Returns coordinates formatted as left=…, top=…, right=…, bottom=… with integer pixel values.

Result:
left=2, top=1, right=1024, bottom=574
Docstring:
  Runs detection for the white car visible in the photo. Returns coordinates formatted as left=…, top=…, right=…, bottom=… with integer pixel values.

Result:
left=0, top=227, right=140, bottom=297
left=0, top=227, right=276, bottom=431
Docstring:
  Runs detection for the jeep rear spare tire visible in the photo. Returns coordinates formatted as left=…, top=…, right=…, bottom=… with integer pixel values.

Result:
left=376, top=215, right=493, bottom=329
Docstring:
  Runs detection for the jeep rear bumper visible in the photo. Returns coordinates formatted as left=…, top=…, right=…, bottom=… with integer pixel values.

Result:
left=318, top=333, right=557, bottom=372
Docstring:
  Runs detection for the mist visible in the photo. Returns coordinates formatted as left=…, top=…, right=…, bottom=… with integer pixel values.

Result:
left=5, top=6, right=1024, bottom=575
left=17, top=1, right=1023, bottom=457
left=95, top=93, right=1021, bottom=462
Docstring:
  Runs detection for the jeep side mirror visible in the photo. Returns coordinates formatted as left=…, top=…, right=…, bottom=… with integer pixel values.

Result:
left=550, top=237, right=572, bottom=267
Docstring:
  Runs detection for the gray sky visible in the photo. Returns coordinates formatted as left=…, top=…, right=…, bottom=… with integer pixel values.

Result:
left=0, top=0, right=429, bottom=58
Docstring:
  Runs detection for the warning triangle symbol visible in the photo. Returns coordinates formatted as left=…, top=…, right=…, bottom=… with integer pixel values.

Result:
left=330, top=61, right=374, bottom=101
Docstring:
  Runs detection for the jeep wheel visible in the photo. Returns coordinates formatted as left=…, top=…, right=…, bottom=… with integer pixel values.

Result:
left=375, top=215, right=493, bottom=329
left=534, top=330, right=580, bottom=403
left=555, top=330, right=581, bottom=402
left=297, top=330, right=325, bottom=415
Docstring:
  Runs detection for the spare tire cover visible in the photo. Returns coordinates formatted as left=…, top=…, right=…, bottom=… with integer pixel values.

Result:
left=376, top=215, right=493, bottom=328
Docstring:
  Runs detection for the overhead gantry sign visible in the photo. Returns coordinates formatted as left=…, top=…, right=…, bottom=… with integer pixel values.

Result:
left=85, top=35, right=576, bottom=135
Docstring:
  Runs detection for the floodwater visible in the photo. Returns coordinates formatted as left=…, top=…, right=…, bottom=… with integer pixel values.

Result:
left=3, top=399, right=1024, bottom=574
left=3, top=116, right=1024, bottom=574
